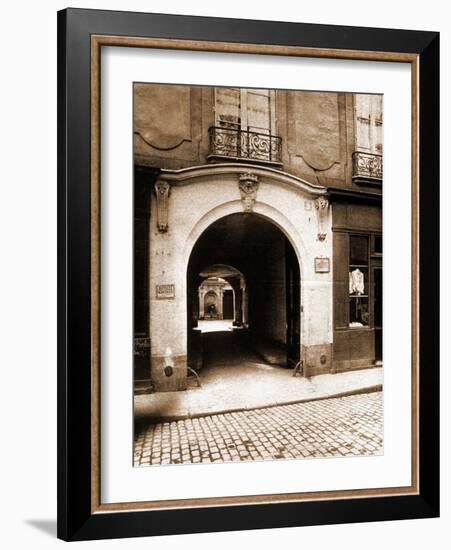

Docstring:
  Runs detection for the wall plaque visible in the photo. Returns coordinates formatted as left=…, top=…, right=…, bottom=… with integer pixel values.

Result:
left=156, top=283, right=175, bottom=299
left=314, top=257, right=330, bottom=273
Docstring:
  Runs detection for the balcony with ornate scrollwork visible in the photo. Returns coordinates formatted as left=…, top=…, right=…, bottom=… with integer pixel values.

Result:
left=208, top=126, right=282, bottom=167
left=352, top=151, right=383, bottom=186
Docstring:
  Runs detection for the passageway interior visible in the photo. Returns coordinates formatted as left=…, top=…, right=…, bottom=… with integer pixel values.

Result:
left=187, top=213, right=300, bottom=371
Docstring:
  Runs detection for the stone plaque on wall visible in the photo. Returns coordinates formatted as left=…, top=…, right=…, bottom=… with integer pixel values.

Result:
left=156, top=284, right=175, bottom=300
left=314, top=257, right=330, bottom=273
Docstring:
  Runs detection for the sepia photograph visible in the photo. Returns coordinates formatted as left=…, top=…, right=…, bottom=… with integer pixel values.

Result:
left=132, top=83, right=384, bottom=468
left=52, top=5, right=440, bottom=541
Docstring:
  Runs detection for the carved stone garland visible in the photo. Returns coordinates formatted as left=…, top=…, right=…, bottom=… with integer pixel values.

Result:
left=238, top=172, right=259, bottom=212
left=314, top=196, right=329, bottom=241
left=154, top=180, right=171, bottom=233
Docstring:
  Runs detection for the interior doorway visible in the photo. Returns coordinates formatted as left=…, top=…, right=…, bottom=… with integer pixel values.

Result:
left=223, top=289, right=234, bottom=320
left=373, top=266, right=383, bottom=363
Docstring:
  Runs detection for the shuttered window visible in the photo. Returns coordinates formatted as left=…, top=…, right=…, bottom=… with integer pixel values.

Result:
left=214, top=88, right=240, bottom=129
left=354, top=94, right=383, bottom=154
left=215, top=88, right=275, bottom=135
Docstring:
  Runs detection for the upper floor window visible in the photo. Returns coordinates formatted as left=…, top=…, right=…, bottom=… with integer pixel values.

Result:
left=214, top=87, right=276, bottom=135
left=209, top=88, right=281, bottom=165
left=354, top=94, right=383, bottom=155
left=215, top=87, right=241, bottom=129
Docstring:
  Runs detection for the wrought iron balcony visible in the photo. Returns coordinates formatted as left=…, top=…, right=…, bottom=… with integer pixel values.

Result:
left=208, top=126, right=282, bottom=166
left=352, top=151, right=383, bottom=185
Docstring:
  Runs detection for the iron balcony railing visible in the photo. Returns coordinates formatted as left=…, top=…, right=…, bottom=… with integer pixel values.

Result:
left=208, top=126, right=282, bottom=165
left=352, top=151, right=383, bottom=183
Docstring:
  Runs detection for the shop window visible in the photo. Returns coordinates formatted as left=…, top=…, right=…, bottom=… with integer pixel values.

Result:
left=373, top=234, right=383, bottom=255
left=349, top=235, right=369, bottom=328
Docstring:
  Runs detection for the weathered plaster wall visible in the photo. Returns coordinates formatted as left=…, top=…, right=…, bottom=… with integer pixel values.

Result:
left=134, top=84, right=213, bottom=170
left=133, top=84, right=358, bottom=190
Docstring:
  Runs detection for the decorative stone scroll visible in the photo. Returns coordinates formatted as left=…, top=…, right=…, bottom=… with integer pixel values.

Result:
left=238, top=172, right=259, bottom=212
left=154, top=180, right=170, bottom=232
left=314, top=196, right=329, bottom=241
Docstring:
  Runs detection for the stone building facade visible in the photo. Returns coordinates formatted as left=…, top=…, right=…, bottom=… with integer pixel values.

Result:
left=198, top=277, right=234, bottom=320
left=133, top=84, right=382, bottom=392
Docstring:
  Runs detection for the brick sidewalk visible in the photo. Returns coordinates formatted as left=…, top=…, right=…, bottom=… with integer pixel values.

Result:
left=134, top=391, right=383, bottom=466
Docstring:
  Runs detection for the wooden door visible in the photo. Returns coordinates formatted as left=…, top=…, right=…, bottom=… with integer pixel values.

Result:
left=285, top=242, right=301, bottom=367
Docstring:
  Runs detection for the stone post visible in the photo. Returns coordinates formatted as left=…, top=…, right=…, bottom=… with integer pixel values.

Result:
left=228, top=278, right=243, bottom=326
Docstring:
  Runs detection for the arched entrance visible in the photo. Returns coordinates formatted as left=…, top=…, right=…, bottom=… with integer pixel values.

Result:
left=146, top=163, right=332, bottom=392
left=197, top=275, right=235, bottom=323
left=187, top=212, right=300, bottom=371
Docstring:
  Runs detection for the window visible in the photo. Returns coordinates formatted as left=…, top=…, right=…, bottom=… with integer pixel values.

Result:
left=245, top=89, right=272, bottom=135
left=215, top=87, right=241, bottom=129
left=349, top=235, right=370, bottom=327
left=373, top=234, right=383, bottom=255
left=211, top=88, right=280, bottom=164
left=354, top=94, right=383, bottom=155
left=214, top=87, right=276, bottom=135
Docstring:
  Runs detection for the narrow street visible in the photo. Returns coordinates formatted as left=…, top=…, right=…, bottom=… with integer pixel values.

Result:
left=134, top=391, right=383, bottom=466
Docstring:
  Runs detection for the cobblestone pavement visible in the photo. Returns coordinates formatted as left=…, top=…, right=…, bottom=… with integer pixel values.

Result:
left=134, top=391, right=383, bottom=466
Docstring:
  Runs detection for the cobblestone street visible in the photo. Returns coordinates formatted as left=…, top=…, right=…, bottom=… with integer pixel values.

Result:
left=134, top=391, right=383, bottom=466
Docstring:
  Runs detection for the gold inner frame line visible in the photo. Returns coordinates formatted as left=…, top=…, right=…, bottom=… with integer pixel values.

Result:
left=90, top=34, right=420, bottom=514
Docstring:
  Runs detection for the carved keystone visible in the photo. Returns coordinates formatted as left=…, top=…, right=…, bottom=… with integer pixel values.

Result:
left=238, top=173, right=259, bottom=212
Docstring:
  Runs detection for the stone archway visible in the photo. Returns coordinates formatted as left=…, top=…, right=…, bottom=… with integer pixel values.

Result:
left=148, top=163, right=332, bottom=391
left=186, top=212, right=301, bottom=371
left=198, top=264, right=246, bottom=326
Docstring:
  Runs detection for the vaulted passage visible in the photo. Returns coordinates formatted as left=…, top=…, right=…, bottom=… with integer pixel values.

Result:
left=186, top=213, right=300, bottom=371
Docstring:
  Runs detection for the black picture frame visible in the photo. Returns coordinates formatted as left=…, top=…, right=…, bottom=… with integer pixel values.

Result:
left=57, top=8, right=439, bottom=541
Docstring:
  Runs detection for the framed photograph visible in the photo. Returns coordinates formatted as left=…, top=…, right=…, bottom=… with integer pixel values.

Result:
left=57, top=8, right=439, bottom=541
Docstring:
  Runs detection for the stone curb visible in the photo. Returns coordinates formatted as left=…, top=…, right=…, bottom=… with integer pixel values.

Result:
left=135, top=383, right=383, bottom=425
